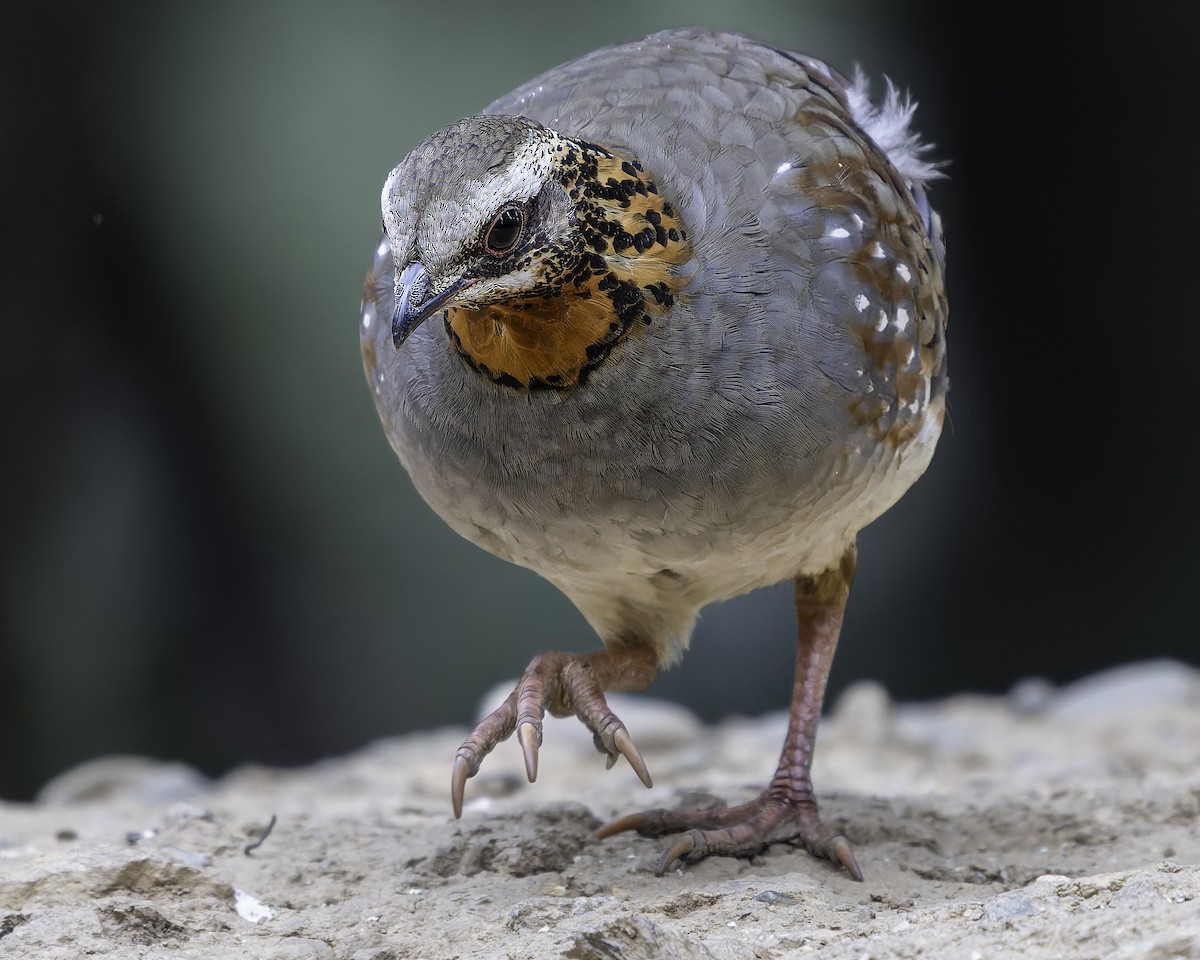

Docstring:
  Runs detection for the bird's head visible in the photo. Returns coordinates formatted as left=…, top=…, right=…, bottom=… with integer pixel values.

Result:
left=382, top=115, right=693, bottom=389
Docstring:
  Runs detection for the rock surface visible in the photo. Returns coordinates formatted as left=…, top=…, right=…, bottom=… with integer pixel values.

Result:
left=2, top=659, right=1198, bottom=958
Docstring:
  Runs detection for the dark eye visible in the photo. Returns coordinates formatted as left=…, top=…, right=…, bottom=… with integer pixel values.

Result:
left=484, top=204, right=524, bottom=254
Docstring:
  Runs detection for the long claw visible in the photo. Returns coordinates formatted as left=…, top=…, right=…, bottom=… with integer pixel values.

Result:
left=655, top=831, right=698, bottom=876
left=594, top=813, right=644, bottom=840
left=518, top=721, right=540, bottom=783
left=612, top=727, right=653, bottom=788
left=451, top=755, right=470, bottom=819
left=829, top=834, right=863, bottom=881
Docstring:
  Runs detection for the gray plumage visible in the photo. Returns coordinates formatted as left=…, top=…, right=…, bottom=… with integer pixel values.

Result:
left=362, top=28, right=951, bottom=879
left=362, top=28, right=946, bottom=664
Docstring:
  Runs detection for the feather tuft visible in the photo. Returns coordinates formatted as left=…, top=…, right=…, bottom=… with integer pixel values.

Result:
left=846, top=67, right=945, bottom=185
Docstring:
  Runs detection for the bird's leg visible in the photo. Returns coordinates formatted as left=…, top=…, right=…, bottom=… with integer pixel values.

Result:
left=451, top=642, right=659, bottom=817
left=597, top=545, right=862, bottom=880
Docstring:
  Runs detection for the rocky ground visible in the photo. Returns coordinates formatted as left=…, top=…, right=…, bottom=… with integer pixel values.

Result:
left=2, top=658, right=1198, bottom=959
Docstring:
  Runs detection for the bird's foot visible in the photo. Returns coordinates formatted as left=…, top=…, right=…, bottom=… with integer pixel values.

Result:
left=596, top=792, right=862, bottom=880
left=451, top=646, right=658, bottom=817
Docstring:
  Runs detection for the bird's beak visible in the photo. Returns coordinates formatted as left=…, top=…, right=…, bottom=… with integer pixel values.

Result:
left=392, top=262, right=474, bottom=348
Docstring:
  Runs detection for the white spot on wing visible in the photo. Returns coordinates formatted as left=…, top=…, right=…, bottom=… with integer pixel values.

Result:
left=853, top=293, right=870, bottom=313
left=896, top=262, right=912, bottom=282
left=829, top=226, right=850, bottom=239
left=875, top=310, right=889, bottom=333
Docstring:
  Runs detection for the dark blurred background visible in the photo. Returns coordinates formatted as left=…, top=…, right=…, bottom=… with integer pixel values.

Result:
left=3, top=2, right=1197, bottom=802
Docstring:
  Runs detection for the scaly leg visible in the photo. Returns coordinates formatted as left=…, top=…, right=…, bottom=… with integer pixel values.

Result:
left=597, top=546, right=862, bottom=879
left=451, top=642, right=659, bottom=817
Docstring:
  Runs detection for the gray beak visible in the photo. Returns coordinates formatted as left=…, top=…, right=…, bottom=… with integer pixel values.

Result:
left=392, top=262, right=472, bottom=348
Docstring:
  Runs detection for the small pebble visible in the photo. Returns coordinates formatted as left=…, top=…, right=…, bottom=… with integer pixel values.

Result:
left=754, top=890, right=797, bottom=906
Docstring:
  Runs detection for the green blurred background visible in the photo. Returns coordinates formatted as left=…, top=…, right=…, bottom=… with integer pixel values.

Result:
left=3, top=1, right=1198, bottom=801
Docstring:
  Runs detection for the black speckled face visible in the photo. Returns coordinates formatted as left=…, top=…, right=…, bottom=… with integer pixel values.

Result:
left=382, top=116, right=693, bottom=389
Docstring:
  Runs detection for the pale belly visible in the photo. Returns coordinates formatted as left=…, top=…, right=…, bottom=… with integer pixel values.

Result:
left=412, top=394, right=945, bottom=663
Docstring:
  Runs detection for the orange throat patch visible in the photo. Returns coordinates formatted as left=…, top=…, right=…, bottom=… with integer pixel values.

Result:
left=446, top=149, right=693, bottom=389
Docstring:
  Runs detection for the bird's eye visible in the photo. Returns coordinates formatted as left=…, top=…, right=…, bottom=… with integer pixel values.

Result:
left=484, top=204, right=525, bottom=254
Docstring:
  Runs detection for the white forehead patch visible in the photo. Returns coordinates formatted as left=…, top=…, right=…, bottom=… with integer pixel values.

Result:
left=383, top=129, right=559, bottom=268
left=490, top=130, right=559, bottom=205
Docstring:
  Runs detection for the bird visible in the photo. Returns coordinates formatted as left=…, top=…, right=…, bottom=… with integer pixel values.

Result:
left=360, top=27, right=947, bottom=880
